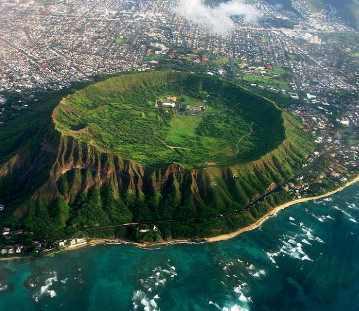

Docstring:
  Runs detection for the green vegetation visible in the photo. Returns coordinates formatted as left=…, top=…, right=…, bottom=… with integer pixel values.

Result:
left=0, top=71, right=315, bottom=243
left=241, top=66, right=292, bottom=91
left=115, top=35, right=127, bottom=45
left=143, top=54, right=165, bottom=62
left=211, top=56, right=230, bottom=66
left=54, top=71, right=285, bottom=168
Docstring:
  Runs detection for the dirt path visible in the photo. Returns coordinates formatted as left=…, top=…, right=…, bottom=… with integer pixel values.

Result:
left=157, top=137, right=192, bottom=151
left=235, top=122, right=254, bottom=154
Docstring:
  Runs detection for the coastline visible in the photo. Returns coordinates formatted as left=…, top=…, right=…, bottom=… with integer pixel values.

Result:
left=1, top=175, right=358, bottom=261
left=205, top=175, right=359, bottom=243
left=89, top=175, right=359, bottom=248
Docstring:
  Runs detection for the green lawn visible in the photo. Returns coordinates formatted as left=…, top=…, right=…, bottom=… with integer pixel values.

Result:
left=242, top=66, right=292, bottom=91
left=115, top=36, right=127, bottom=45
left=167, top=114, right=202, bottom=144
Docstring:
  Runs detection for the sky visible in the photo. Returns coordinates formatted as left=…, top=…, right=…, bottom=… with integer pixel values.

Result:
left=175, top=0, right=261, bottom=35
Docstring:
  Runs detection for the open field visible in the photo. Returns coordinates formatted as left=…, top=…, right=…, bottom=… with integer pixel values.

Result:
left=242, top=66, right=292, bottom=91
left=114, top=35, right=127, bottom=45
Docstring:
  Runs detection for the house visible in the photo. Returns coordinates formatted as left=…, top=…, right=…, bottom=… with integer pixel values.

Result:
left=33, top=241, right=42, bottom=249
left=0, top=204, right=5, bottom=212
left=76, top=238, right=87, bottom=244
left=200, top=55, right=209, bottom=64
left=339, top=119, right=350, bottom=126
left=69, top=238, right=87, bottom=247
left=155, top=99, right=176, bottom=109
left=166, top=96, right=177, bottom=102
left=187, top=105, right=206, bottom=115
left=161, top=102, right=176, bottom=108
left=148, top=60, right=159, bottom=66
left=58, top=240, right=66, bottom=248
left=15, top=246, right=23, bottom=254
left=2, top=228, right=10, bottom=236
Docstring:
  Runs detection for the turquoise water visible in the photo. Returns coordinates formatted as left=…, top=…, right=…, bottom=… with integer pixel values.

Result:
left=0, top=184, right=358, bottom=311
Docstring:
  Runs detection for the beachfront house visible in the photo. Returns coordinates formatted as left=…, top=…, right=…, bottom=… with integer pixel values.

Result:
left=2, top=227, right=10, bottom=236
left=69, top=238, right=87, bottom=247
left=58, top=240, right=66, bottom=248
left=15, top=246, right=23, bottom=254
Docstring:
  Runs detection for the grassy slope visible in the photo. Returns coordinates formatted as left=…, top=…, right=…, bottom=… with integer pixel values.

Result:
left=0, top=72, right=314, bottom=242
left=48, top=72, right=313, bottom=240
left=53, top=71, right=285, bottom=168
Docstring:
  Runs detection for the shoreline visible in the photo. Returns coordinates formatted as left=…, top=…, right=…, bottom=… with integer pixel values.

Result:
left=1, top=175, right=358, bottom=261
left=205, top=175, right=359, bottom=243
left=89, top=175, right=359, bottom=248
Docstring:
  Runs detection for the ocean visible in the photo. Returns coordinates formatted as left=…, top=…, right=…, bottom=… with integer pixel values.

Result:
left=0, top=184, right=358, bottom=311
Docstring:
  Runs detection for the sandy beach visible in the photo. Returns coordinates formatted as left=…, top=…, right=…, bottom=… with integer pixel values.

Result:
left=87, top=175, right=359, bottom=248
left=1, top=176, right=357, bottom=261
left=205, top=175, right=359, bottom=243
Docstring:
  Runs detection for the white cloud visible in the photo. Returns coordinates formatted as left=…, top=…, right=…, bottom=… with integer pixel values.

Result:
left=175, top=0, right=261, bottom=35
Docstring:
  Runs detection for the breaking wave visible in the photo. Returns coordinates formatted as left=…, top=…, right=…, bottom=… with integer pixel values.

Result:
left=32, top=271, right=58, bottom=303
left=267, top=218, right=326, bottom=265
left=132, top=262, right=177, bottom=310
left=333, top=205, right=358, bottom=223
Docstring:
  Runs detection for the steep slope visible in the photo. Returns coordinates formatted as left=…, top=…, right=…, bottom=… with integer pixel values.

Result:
left=0, top=71, right=314, bottom=242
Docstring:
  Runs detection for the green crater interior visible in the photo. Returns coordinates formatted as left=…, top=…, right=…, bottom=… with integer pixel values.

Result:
left=54, top=71, right=285, bottom=168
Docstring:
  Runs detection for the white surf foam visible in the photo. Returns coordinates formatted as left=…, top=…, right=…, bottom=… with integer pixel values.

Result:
left=347, top=203, right=359, bottom=210
left=322, top=197, right=333, bottom=202
left=33, top=271, right=58, bottom=303
left=311, top=213, right=335, bottom=223
left=132, top=263, right=177, bottom=310
left=0, top=282, right=8, bottom=292
left=222, top=304, right=245, bottom=311
left=132, top=290, right=158, bottom=311
left=333, top=206, right=358, bottom=223
left=266, top=224, right=326, bottom=265
left=233, top=281, right=251, bottom=310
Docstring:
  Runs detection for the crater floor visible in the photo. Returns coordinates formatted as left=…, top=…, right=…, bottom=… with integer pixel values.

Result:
left=53, top=71, right=286, bottom=168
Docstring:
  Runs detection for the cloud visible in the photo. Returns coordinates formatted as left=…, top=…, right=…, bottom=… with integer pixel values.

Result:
left=175, top=0, right=260, bottom=35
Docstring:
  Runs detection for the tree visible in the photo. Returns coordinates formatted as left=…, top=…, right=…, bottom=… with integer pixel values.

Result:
left=52, top=196, right=70, bottom=228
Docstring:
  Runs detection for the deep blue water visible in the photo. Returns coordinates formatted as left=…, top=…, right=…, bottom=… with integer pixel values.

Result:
left=0, top=184, right=358, bottom=311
